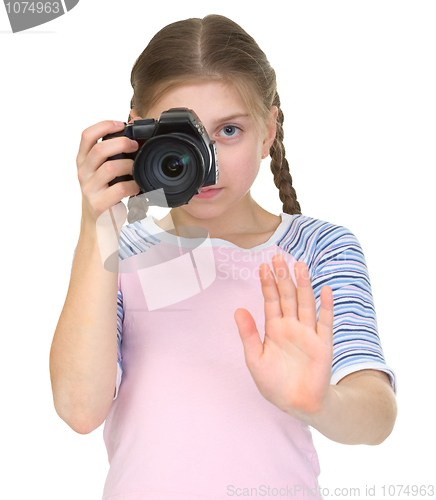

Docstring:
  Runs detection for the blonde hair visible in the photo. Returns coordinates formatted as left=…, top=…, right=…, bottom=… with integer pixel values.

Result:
left=127, top=14, right=301, bottom=222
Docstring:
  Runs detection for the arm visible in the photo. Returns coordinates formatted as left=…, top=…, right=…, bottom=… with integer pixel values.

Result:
left=235, top=255, right=398, bottom=446
left=292, top=369, right=398, bottom=445
left=49, top=120, right=139, bottom=434
left=49, top=220, right=120, bottom=434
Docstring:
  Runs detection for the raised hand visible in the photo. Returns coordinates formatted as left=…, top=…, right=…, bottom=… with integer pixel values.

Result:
left=234, top=254, right=334, bottom=421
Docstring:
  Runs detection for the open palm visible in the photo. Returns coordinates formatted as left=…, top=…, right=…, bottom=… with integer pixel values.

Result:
left=234, top=254, right=334, bottom=420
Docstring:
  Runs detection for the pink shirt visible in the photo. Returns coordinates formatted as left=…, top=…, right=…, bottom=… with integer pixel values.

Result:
left=101, top=213, right=396, bottom=499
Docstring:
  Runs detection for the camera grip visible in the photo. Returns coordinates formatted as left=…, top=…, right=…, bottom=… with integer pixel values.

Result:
left=107, top=151, right=135, bottom=186
left=101, top=127, right=137, bottom=186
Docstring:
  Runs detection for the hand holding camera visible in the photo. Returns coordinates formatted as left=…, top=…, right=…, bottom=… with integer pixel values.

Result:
left=76, top=120, right=141, bottom=228
left=102, top=108, right=219, bottom=208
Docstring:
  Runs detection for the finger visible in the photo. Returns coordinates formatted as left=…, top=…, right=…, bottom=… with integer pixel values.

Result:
left=259, top=263, right=282, bottom=321
left=294, top=261, right=317, bottom=330
left=84, top=136, right=139, bottom=177
left=85, top=158, right=135, bottom=194
left=87, top=175, right=141, bottom=210
left=317, top=285, right=334, bottom=344
left=271, top=254, right=298, bottom=319
left=77, top=120, right=126, bottom=167
left=234, top=308, right=263, bottom=368
left=82, top=179, right=141, bottom=222
left=78, top=137, right=139, bottom=190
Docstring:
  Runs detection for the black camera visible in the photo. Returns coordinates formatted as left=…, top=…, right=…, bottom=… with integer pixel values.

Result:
left=103, top=108, right=218, bottom=208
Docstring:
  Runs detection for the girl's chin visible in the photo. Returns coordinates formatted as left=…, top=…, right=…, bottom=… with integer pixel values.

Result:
left=176, top=201, right=227, bottom=220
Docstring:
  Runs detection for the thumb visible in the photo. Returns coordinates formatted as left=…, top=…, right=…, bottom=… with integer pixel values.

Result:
left=234, top=308, right=263, bottom=369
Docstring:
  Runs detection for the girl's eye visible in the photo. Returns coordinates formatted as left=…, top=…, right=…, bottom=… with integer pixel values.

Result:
left=218, top=125, right=241, bottom=138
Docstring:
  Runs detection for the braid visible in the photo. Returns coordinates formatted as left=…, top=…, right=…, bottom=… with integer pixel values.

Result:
left=269, top=93, right=301, bottom=215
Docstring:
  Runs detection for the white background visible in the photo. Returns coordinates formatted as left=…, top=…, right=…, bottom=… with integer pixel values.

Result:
left=1, top=1, right=435, bottom=498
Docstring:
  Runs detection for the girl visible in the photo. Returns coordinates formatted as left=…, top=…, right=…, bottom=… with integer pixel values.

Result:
left=50, top=14, right=397, bottom=500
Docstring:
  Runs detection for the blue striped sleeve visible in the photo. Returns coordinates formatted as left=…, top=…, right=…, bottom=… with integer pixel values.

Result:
left=114, top=287, right=124, bottom=400
left=112, top=219, right=158, bottom=399
left=278, top=215, right=397, bottom=393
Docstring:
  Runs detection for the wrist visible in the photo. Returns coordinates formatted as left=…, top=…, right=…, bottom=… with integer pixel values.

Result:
left=285, top=385, right=340, bottom=428
left=80, top=200, right=99, bottom=235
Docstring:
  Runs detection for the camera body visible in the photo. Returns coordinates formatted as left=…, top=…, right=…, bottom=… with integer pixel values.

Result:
left=103, top=108, right=218, bottom=208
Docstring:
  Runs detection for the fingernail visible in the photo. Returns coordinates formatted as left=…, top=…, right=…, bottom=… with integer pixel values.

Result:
left=131, top=140, right=138, bottom=148
left=113, top=121, right=124, bottom=127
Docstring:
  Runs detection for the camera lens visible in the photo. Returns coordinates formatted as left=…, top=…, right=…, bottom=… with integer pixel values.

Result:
left=161, top=153, right=190, bottom=178
left=132, top=133, right=208, bottom=207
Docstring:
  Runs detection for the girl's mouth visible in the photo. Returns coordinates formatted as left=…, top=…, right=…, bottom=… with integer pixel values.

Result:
left=193, top=188, right=223, bottom=199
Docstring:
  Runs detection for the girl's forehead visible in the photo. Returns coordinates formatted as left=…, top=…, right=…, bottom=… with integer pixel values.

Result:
left=147, top=81, right=248, bottom=123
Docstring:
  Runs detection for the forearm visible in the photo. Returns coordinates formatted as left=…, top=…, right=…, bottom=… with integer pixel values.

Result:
left=49, top=220, right=119, bottom=434
left=290, top=371, right=398, bottom=445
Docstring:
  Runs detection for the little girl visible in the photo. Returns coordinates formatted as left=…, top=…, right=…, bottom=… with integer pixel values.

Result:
left=50, top=14, right=397, bottom=500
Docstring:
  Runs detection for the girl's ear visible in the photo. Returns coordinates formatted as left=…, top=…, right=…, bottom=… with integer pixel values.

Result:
left=129, top=109, right=143, bottom=123
left=261, top=106, right=279, bottom=159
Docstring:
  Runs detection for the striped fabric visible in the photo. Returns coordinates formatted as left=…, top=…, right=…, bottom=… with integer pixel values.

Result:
left=114, top=221, right=164, bottom=399
left=112, top=213, right=396, bottom=399
left=275, top=215, right=396, bottom=391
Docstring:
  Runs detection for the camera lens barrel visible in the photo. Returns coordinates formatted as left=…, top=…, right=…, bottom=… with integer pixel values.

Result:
left=133, top=134, right=208, bottom=207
